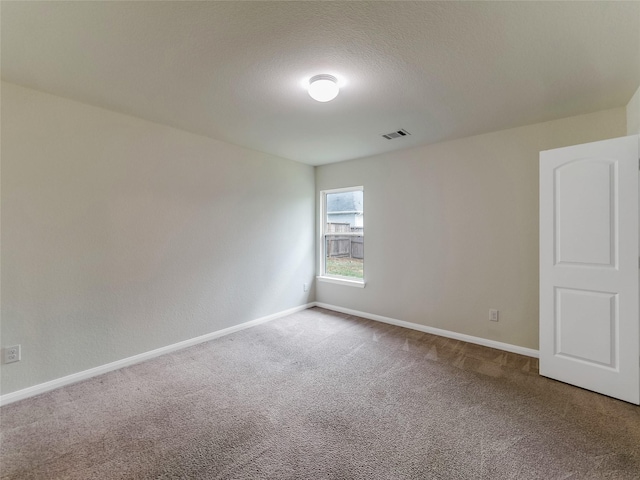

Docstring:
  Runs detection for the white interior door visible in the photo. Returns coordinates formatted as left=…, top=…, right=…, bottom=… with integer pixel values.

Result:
left=540, top=135, right=639, bottom=405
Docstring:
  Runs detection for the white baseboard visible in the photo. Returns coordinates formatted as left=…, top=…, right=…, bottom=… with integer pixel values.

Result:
left=313, top=302, right=539, bottom=359
left=1, top=301, right=537, bottom=407
left=0, top=303, right=314, bottom=407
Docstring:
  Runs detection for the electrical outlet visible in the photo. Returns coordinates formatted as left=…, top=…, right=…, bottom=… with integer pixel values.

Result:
left=3, top=345, right=21, bottom=364
left=489, top=309, right=499, bottom=322
left=303, top=283, right=309, bottom=292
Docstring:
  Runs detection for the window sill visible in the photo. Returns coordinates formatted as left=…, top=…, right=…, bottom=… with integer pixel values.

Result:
left=316, top=276, right=366, bottom=288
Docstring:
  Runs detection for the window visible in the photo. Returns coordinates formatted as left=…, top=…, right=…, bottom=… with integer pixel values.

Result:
left=318, top=186, right=365, bottom=287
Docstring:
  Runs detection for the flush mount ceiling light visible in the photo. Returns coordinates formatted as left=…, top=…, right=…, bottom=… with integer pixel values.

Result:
left=308, top=74, right=339, bottom=102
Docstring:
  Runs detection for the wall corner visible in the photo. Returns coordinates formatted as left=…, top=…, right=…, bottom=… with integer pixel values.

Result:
left=626, top=85, right=640, bottom=135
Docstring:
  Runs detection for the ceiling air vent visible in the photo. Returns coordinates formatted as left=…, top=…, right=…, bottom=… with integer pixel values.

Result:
left=382, top=129, right=411, bottom=140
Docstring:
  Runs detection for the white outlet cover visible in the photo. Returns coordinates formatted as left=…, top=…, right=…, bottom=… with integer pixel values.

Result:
left=3, top=345, right=21, bottom=364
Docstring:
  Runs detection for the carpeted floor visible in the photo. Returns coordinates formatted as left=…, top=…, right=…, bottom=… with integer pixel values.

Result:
left=1, top=307, right=639, bottom=479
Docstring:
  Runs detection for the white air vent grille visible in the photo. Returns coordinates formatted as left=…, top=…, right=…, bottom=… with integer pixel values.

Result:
left=382, top=129, right=411, bottom=140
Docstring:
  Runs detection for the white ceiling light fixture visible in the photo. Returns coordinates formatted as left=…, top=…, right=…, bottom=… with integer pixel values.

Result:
left=308, top=74, right=339, bottom=102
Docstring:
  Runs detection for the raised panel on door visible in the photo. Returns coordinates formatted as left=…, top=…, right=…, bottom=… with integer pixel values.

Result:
left=540, top=135, right=639, bottom=405
left=554, top=287, right=616, bottom=368
left=555, top=159, right=616, bottom=268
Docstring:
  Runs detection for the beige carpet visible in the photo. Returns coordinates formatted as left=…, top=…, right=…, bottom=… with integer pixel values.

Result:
left=1, top=307, right=639, bottom=479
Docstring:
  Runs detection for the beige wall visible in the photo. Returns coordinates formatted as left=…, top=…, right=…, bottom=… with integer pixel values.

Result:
left=316, top=108, right=626, bottom=350
left=627, top=85, right=640, bottom=135
left=1, top=82, right=315, bottom=394
left=1, top=79, right=628, bottom=396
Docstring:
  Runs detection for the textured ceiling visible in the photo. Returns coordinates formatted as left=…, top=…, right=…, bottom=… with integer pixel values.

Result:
left=2, top=1, right=639, bottom=165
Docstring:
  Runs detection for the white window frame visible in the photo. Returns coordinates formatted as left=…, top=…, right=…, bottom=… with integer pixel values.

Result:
left=317, top=186, right=365, bottom=288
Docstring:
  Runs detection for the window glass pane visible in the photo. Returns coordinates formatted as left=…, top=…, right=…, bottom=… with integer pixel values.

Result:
left=324, top=189, right=364, bottom=279
left=325, top=236, right=364, bottom=279
left=326, top=190, right=364, bottom=229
